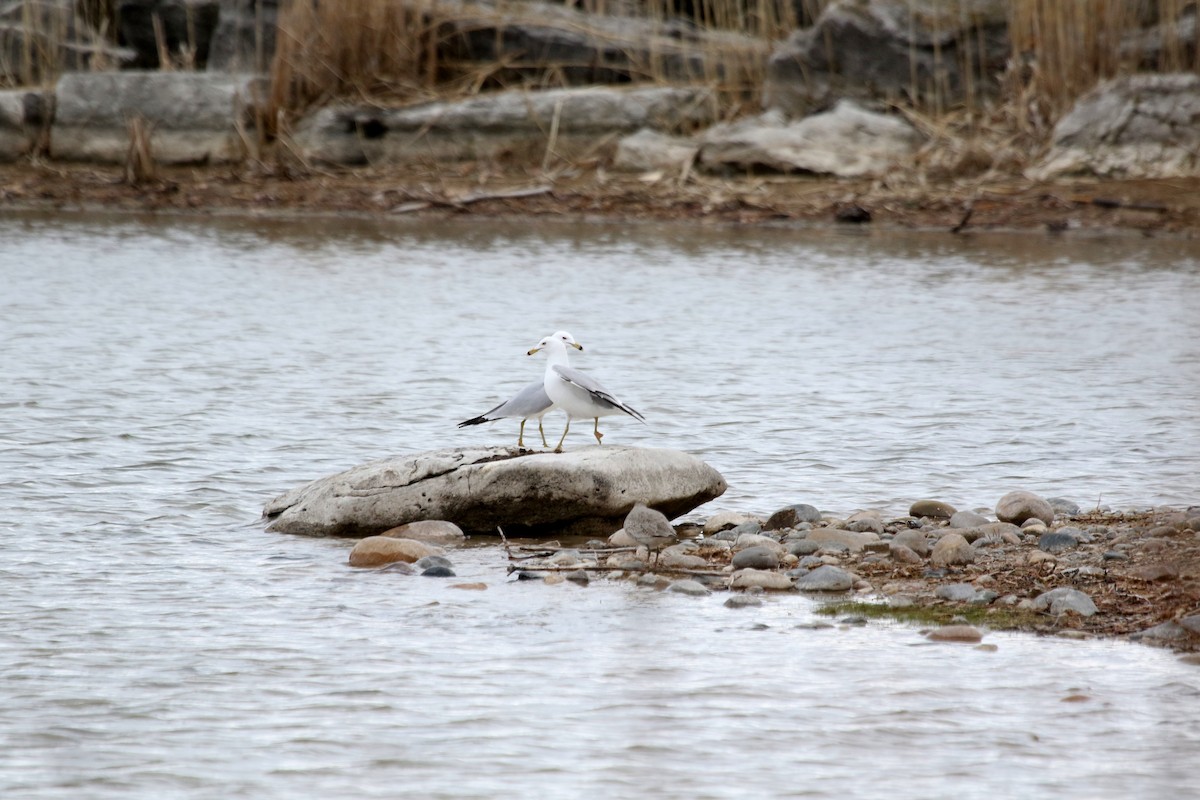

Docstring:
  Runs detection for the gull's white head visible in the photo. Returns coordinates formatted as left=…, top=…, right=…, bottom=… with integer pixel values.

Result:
left=527, top=330, right=583, bottom=357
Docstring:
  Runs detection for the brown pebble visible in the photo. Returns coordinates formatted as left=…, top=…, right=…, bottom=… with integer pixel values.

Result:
left=1061, top=694, right=1091, bottom=702
left=450, top=582, right=488, bottom=591
left=926, top=624, right=984, bottom=643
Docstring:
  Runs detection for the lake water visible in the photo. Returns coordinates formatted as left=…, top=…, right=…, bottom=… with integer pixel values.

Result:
left=2, top=212, right=1198, bottom=798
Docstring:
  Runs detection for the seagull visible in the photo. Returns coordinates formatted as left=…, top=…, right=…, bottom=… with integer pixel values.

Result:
left=459, top=331, right=580, bottom=450
left=623, top=503, right=678, bottom=569
left=457, top=382, right=554, bottom=449
left=527, top=331, right=645, bottom=453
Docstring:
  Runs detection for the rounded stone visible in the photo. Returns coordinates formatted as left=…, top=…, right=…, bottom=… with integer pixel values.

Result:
left=415, top=555, right=454, bottom=570
left=935, top=583, right=978, bottom=602
left=995, top=490, right=1055, bottom=526
left=731, top=545, right=780, bottom=570
left=667, top=579, right=710, bottom=596
left=348, top=536, right=445, bottom=567
left=909, top=499, right=957, bottom=519
left=949, top=510, right=990, bottom=529
left=1047, top=497, right=1081, bottom=516
left=381, top=519, right=465, bottom=545
left=764, top=503, right=823, bottom=531
left=421, top=565, right=456, bottom=577
left=793, top=564, right=854, bottom=592
left=787, top=539, right=820, bottom=556
left=725, top=595, right=764, bottom=608
left=1038, top=531, right=1078, bottom=554
left=891, top=529, right=931, bottom=556
left=889, top=543, right=922, bottom=564
left=926, top=625, right=984, bottom=643
left=729, top=568, right=795, bottom=591
left=703, top=510, right=751, bottom=535
left=1032, top=587, right=1097, bottom=616
left=931, top=533, right=975, bottom=566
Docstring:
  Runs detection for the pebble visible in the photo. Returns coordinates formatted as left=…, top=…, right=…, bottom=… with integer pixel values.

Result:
left=1032, top=587, right=1098, bottom=616
left=935, top=583, right=979, bottom=602
left=703, top=510, right=751, bottom=535
left=787, top=539, right=821, bottom=556
left=565, top=570, right=590, bottom=586
left=724, top=595, right=763, bottom=608
left=658, top=550, right=709, bottom=570
left=891, top=529, right=931, bottom=556
left=450, top=582, right=487, bottom=590
left=926, top=625, right=984, bottom=643
left=734, top=532, right=784, bottom=552
left=949, top=510, right=990, bottom=529
left=729, top=568, right=794, bottom=591
left=1038, top=531, right=1078, bottom=554
left=995, top=490, right=1055, bottom=526
left=731, top=545, right=780, bottom=570
left=547, top=549, right=583, bottom=567
left=807, top=528, right=880, bottom=552
left=931, top=533, right=975, bottom=566
left=729, top=520, right=764, bottom=538
left=764, top=503, right=823, bottom=530
left=1047, top=497, right=1081, bottom=516
left=845, top=510, right=885, bottom=534
left=544, top=574, right=565, bottom=585
left=793, top=565, right=854, bottom=592
left=421, top=565, right=456, bottom=577
left=636, top=574, right=670, bottom=589
left=889, top=543, right=922, bottom=564
left=415, top=555, right=454, bottom=570
left=909, top=499, right=957, bottom=519
left=667, top=579, right=710, bottom=596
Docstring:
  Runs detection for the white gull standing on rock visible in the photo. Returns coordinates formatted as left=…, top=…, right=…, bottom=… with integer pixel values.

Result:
left=527, top=331, right=645, bottom=453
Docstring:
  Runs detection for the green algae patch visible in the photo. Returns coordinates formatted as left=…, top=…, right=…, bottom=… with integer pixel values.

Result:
left=815, top=601, right=1042, bottom=631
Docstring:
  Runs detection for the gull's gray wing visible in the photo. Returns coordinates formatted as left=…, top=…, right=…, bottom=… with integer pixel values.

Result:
left=458, top=382, right=553, bottom=427
left=552, top=365, right=646, bottom=422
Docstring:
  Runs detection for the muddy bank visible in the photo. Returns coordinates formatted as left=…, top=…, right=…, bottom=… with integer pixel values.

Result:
left=4, top=161, right=1200, bottom=234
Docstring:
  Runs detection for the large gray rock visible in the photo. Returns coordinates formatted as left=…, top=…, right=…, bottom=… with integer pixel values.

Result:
left=0, top=89, right=51, bottom=161
left=50, top=71, right=264, bottom=164
left=264, top=445, right=727, bottom=538
left=1035, top=73, right=1200, bottom=179
left=763, top=0, right=1009, bottom=117
left=293, top=85, right=716, bottom=165
left=698, top=102, right=923, bottom=177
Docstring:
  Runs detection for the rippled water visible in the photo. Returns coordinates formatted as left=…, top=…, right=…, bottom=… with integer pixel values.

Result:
left=3, top=212, right=1199, bottom=799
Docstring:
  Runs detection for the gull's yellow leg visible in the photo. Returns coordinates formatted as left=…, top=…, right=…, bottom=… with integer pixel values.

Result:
left=593, top=417, right=604, bottom=445
left=518, top=419, right=527, bottom=449
left=555, top=419, right=571, bottom=453
left=538, top=418, right=548, bottom=448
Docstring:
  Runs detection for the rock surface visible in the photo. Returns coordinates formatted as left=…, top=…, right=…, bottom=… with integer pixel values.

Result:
left=1036, top=73, right=1200, bottom=180
left=764, top=503, right=822, bottom=530
left=995, top=490, right=1055, bottom=526
left=348, top=536, right=445, bottom=567
left=381, top=520, right=466, bottom=545
left=931, top=533, right=975, bottom=566
left=265, top=445, right=726, bottom=537
left=794, top=564, right=854, bottom=591
left=293, top=85, right=716, bottom=165
left=50, top=71, right=263, bottom=164
left=699, top=102, right=923, bottom=178
left=763, top=0, right=1009, bottom=117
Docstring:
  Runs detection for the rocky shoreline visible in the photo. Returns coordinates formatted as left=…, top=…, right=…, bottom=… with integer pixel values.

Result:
left=344, top=493, right=1200, bottom=655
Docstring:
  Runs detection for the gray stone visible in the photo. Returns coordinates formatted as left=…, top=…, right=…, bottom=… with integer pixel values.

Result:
left=1032, top=587, right=1098, bottom=617
left=909, top=499, right=957, bottom=520
left=1047, top=497, right=1081, bottom=516
left=421, top=565, right=456, bottom=577
left=930, top=533, right=974, bottom=566
left=729, top=521, right=764, bottom=538
left=793, top=565, right=854, bottom=592
left=702, top=511, right=750, bottom=535
left=845, top=511, right=885, bottom=534
left=725, top=595, right=763, bottom=608
left=935, top=583, right=979, bottom=602
left=699, top=102, right=923, bottom=178
left=764, top=0, right=1009, bottom=117
left=995, top=490, right=1055, bottom=526
left=657, top=549, right=709, bottom=570
left=565, top=569, right=590, bottom=586
left=667, top=579, right=710, bottom=596
left=891, top=529, right=931, bottom=557
left=889, top=543, right=922, bottom=564
left=1130, top=620, right=1194, bottom=644
left=414, top=555, right=454, bottom=570
left=950, top=510, right=990, bottom=529
left=1038, top=531, right=1079, bottom=554
left=265, top=445, right=726, bottom=538
left=50, top=71, right=264, bottom=164
left=0, top=89, right=51, bottom=161
left=729, top=568, right=794, bottom=591
left=926, top=624, right=984, bottom=643
left=1036, top=73, right=1200, bottom=179
left=731, top=546, right=780, bottom=570
left=806, top=527, right=880, bottom=553
left=787, top=539, right=821, bottom=557
left=613, top=128, right=698, bottom=172
left=764, top=503, right=823, bottom=531
left=294, top=85, right=716, bottom=165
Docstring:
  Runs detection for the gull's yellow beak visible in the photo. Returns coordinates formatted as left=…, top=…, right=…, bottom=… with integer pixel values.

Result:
left=527, top=347, right=541, bottom=356
left=571, top=342, right=584, bottom=351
